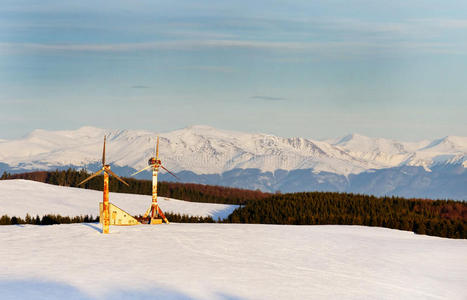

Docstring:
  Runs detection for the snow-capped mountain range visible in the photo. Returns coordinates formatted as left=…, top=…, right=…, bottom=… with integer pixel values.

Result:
left=0, top=125, right=466, bottom=199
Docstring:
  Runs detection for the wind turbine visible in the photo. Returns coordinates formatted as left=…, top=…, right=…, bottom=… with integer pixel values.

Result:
left=79, top=135, right=129, bottom=234
left=132, top=136, right=179, bottom=224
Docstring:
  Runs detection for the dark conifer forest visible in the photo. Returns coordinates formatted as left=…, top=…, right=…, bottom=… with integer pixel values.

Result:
left=228, top=192, right=467, bottom=239
left=0, top=213, right=213, bottom=225
left=0, top=214, right=98, bottom=225
left=1, top=169, right=466, bottom=238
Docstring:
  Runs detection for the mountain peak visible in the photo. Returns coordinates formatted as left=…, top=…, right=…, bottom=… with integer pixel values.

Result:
left=76, top=125, right=105, bottom=132
left=421, top=136, right=467, bottom=152
left=171, top=125, right=248, bottom=139
left=186, top=125, right=215, bottom=130
left=334, top=133, right=368, bottom=145
left=0, top=126, right=466, bottom=178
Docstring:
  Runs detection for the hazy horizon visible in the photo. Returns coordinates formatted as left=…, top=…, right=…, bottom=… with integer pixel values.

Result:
left=1, top=124, right=465, bottom=143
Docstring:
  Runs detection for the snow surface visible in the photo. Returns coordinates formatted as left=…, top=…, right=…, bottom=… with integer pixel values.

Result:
left=0, top=179, right=466, bottom=299
left=0, top=125, right=466, bottom=176
left=0, top=224, right=466, bottom=300
left=0, top=180, right=237, bottom=220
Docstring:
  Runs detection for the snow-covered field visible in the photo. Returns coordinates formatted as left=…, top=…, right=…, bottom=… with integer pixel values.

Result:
left=0, top=179, right=237, bottom=220
left=1, top=179, right=466, bottom=299
left=0, top=224, right=466, bottom=300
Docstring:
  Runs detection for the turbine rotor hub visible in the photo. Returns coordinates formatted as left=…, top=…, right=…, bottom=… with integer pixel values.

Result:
left=148, top=157, right=161, bottom=166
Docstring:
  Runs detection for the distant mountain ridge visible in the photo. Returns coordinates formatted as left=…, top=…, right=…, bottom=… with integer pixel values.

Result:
left=0, top=126, right=466, bottom=200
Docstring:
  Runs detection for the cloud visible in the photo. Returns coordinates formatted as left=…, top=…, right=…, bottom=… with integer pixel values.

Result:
left=0, top=98, right=31, bottom=104
left=410, top=18, right=467, bottom=30
left=0, top=40, right=313, bottom=52
left=1, top=38, right=464, bottom=56
left=2, top=15, right=467, bottom=58
left=251, top=96, right=286, bottom=101
left=131, top=85, right=150, bottom=89
left=175, top=65, right=234, bottom=73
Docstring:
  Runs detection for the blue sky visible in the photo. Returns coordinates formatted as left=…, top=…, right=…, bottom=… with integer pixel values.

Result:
left=1, top=0, right=466, bottom=140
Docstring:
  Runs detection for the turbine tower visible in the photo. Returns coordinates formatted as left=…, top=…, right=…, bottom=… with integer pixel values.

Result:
left=79, top=136, right=129, bottom=234
left=132, top=136, right=178, bottom=224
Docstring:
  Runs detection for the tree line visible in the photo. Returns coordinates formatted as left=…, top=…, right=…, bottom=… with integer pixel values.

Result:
left=0, top=213, right=215, bottom=225
left=227, top=192, right=467, bottom=239
left=148, top=213, right=215, bottom=223
left=0, top=214, right=98, bottom=225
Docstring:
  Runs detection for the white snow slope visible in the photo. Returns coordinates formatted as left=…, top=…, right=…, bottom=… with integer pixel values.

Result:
left=0, top=180, right=237, bottom=220
left=0, top=180, right=466, bottom=299
left=0, top=125, right=466, bottom=176
left=0, top=224, right=466, bottom=300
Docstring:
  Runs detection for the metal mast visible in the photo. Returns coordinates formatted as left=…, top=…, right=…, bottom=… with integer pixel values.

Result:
left=132, top=136, right=178, bottom=224
left=79, top=135, right=129, bottom=234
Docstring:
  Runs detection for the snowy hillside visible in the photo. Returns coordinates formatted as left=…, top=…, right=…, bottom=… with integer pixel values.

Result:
left=0, top=180, right=237, bottom=220
left=0, top=223, right=466, bottom=300
left=0, top=179, right=466, bottom=299
left=0, top=125, right=465, bottom=175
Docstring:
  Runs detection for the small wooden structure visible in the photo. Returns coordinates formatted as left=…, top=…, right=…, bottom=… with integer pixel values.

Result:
left=100, top=202, right=140, bottom=225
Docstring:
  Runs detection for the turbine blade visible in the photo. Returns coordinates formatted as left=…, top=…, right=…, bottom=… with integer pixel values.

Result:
left=78, top=169, right=103, bottom=185
left=161, top=165, right=179, bottom=180
left=130, top=165, right=153, bottom=176
left=106, top=169, right=129, bottom=186
left=156, top=136, right=160, bottom=160
left=102, top=135, right=106, bottom=166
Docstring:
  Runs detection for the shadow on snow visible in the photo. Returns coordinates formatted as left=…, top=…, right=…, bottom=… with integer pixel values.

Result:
left=0, top=279, right=246, bottom=300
